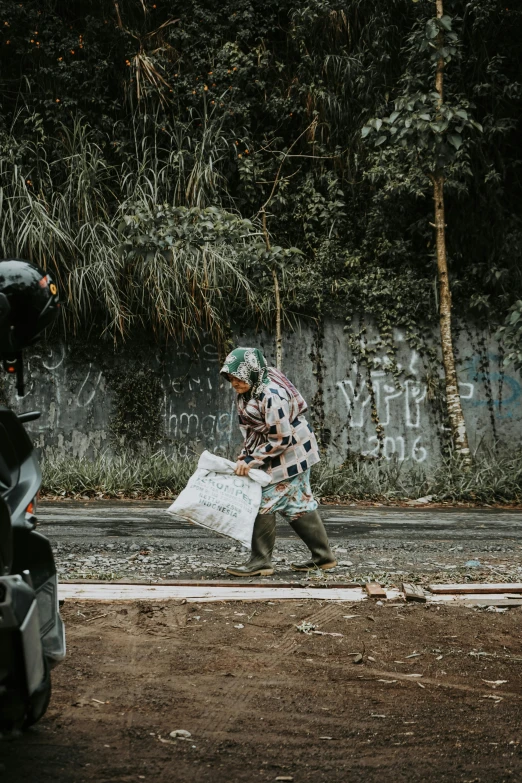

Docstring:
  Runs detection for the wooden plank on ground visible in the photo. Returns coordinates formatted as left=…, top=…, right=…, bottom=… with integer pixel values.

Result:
left=428, top=594, right=522, bottom=606
left=428, top=583, right=522, bottom=595
left=365, top=582, right=387, bottom=599
left=460, top=598, right=522, bottom=607
left=402, top=583, right=427, bottom=603
left=58, top=584, right=372, bottom=603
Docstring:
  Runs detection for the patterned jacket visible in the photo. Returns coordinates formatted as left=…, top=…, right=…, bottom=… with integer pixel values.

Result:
left=239, top=383, right=321, bottom=484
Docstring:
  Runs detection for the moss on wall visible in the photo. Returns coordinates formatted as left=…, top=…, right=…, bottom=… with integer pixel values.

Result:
left=108, top=369, right=164, bottom=451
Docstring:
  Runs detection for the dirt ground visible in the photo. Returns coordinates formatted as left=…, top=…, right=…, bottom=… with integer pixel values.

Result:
left=2, top=599, right=522, bottom=783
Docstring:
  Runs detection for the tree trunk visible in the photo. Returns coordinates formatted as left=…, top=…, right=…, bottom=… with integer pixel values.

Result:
left=261, top=208, right=282, bottom=370
left=432, top=174, right=470, bottom=462
left=272, top=268, right=282, bottom=370
left=433, top=0, right=471, bottom=463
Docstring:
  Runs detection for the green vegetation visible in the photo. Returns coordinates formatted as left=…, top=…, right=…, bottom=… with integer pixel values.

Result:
left=499, top=301, right=522, bottom=374
left=41, top=451, right=196, bottom=499
left=0, top=0, right=520, bottom=347
left=313, top=448, right=522, bottom=505
left=108, top=369, right=164, bottom=449
left=41, top=446, right=522, bottom=504
left=1, top=1, right=521, bottom=480
left=362, top=0, right=482, bottom=461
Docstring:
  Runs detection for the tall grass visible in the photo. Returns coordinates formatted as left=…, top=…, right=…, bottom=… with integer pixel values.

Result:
left=312, top=447, right=522, bottom=504
left=0, top=115, right=125, bottom=336
left=40, top=447, right=522, bottom=503
left=0, top=108, right=261, bottom=342
left=121, top=101, right=232, bottom=209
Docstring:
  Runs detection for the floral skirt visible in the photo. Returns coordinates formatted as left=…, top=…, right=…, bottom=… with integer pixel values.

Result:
left=258, top=469, right=318, bottom=520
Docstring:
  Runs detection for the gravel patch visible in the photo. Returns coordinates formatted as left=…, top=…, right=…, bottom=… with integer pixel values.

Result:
left=53, top=536, right=522, bottom=586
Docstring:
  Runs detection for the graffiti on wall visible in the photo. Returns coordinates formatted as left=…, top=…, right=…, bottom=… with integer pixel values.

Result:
left=163, top=347, right=236, bottom=457
left=11, top=329, right=522, bottom=464
left=335, top=340, right=522, bottom=462
left=25, top=345, right=105, bottom=431
left=335, top=347, right=474, bottom=463
left=164, top=401, right=236, bottom=458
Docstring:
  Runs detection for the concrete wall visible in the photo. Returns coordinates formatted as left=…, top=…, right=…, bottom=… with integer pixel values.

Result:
left=5, top=320, right=521, bottom=467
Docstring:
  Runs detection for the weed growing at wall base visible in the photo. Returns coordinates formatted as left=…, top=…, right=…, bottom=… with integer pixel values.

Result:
left=41, top=451, right=197, bottom=500
left=40, top=447, right=522, bottom=504
left=312, top=447, right=522, bottom=505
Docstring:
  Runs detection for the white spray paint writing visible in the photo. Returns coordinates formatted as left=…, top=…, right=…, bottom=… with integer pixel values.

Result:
left=76, top=365, right=103, bottom=408
left=336, top=348, right=475, bottom=462
left=11, top=328, right=520, bottom=465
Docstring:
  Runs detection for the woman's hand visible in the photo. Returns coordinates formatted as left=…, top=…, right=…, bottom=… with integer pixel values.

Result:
left=235, top=459, right=252, bottom=477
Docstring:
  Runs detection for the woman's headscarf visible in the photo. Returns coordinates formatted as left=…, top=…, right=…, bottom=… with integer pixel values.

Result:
left=221, top=347, right=309, bottom=445
left=220, top=347, right=270, bottom=398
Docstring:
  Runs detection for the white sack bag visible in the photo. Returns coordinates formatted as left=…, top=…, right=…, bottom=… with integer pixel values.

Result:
left=166, top=450, right=271, bottom=549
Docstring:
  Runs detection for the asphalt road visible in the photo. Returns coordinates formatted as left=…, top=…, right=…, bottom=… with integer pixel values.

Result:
left=38, top=500, right=522, bottom=540
left=39, top=501, right=522, bottom=585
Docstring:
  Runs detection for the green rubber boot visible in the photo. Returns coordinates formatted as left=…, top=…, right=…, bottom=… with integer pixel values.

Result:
left=289, top=510, right=337, bottom=571
left=226, top=514, right=276, bottom=576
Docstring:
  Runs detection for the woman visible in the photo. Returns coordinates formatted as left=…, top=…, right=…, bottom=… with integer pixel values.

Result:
left=220, top=347, right=337, bottom=577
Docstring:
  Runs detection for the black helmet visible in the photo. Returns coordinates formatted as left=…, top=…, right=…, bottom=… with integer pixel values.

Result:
left=0, top=259, right=60, bottom=356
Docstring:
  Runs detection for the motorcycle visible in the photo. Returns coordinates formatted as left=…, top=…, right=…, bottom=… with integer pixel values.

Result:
left=0, top=258, right=65, bottom=733
left=0, top=403, right=66, bottom=733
